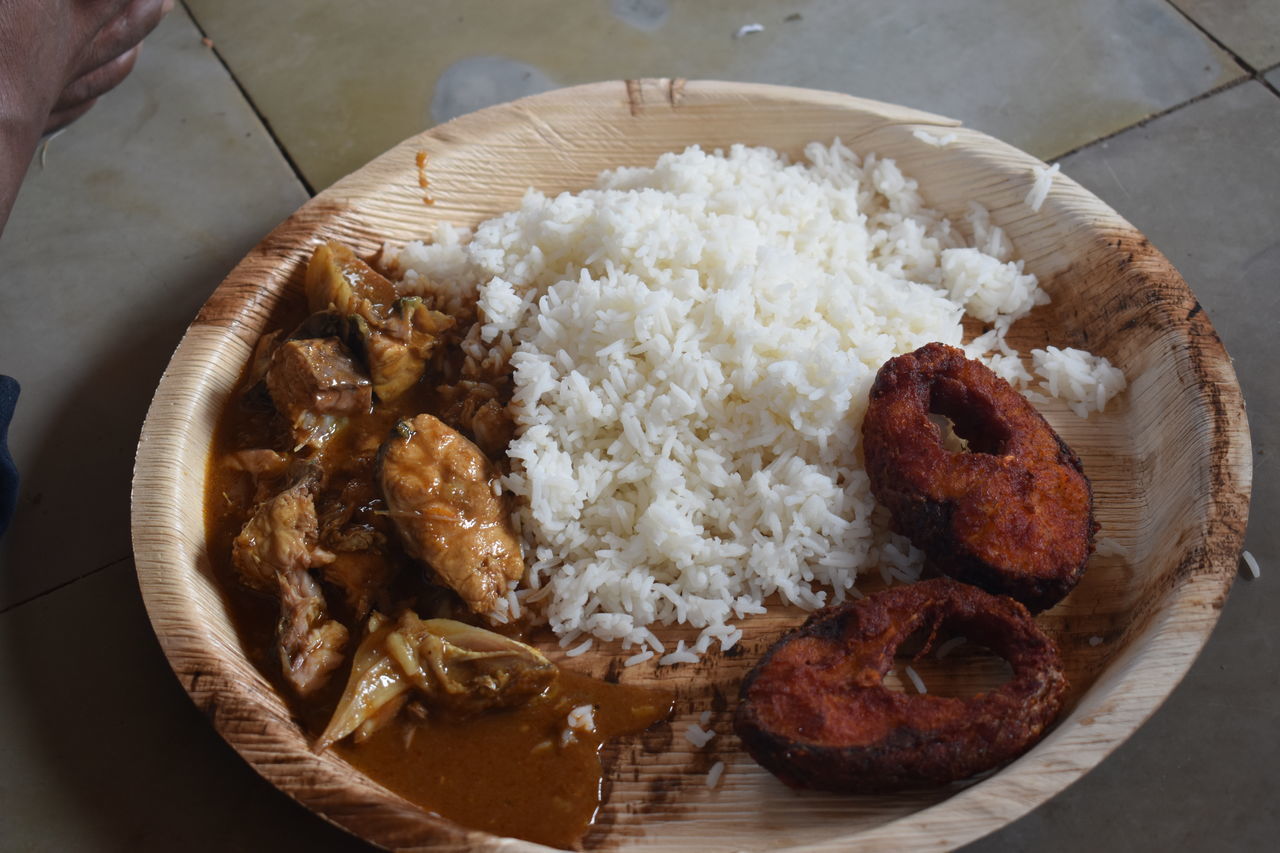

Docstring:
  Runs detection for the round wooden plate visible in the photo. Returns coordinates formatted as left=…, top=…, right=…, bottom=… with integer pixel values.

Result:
left=132, top=80, right=1250, bottom=851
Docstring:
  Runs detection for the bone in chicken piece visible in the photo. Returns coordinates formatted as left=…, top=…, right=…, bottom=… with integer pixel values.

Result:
left=277, top=567, right=350, bottom=696
left=230, top=470, right=348, bottom=695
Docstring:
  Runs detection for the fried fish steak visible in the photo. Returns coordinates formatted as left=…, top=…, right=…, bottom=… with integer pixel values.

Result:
left=862, top=342, right=1096, bottom=612
left=733, top=578, right=1067, bottom=792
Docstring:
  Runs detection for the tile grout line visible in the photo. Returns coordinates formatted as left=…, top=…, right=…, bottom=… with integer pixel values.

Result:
left=1162, top=0, right=1280, bottom=98
left=1056, top=0, right=1280, bottom=160
left=179, top=1, right=317, bottom=197
left=171, top=0, right=1280, bottom=194
left=0, top=554, right=133, bottom=616
left=1049, top=75, right=1255, bottom=162
left=1261, top=60, right=1280, bottom=96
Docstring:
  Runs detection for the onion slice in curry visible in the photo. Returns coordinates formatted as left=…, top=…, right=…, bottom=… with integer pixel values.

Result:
left=315, top=612, right=557, bottom=752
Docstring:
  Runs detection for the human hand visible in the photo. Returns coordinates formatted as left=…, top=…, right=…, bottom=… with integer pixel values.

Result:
left=0, top=0, right=173, bottom=135
left=0, top=0, right=172, bottom=229
left=45, top=0, right=176, bottom=132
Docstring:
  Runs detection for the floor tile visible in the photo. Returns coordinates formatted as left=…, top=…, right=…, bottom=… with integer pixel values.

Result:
left=185, top=0, right=1242, bottom=190
left=1170, top=0, right=1280, bottom=69
left=968, top=80, right=1280, bottom=851
left=1267, top=65, right=1280, bottom=89
left=0, top=8, right=308, bottom=609
left=0, top=561, right=358, bottom=851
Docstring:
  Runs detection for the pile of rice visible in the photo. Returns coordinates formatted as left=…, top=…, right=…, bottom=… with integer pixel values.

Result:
left=386, top=141, right=1124, bottom=660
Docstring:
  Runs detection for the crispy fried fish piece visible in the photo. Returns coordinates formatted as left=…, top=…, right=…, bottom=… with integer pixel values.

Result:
left=862, top=342, right=1096, bottom=611
left=734, top=578, right=1066, bottom=792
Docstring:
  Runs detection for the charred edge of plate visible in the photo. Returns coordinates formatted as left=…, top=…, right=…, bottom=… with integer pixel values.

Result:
left=194, top=199, right=357, bottom=333
left=625, top=77, right=688, bottom=116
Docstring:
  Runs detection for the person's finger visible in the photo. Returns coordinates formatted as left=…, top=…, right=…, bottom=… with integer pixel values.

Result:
left=43, top=0, right=175, bottom=134
left=67, top=0, right=171, bottom=83
left=42, top=99, right=100, bottom=137
left=48, top=42, right=143, bottom=121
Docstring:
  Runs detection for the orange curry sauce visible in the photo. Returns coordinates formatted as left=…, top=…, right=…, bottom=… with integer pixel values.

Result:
left=204, top=325, right=670, bottom=849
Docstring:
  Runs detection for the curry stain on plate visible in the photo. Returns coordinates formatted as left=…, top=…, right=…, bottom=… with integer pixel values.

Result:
left=415, top=150, right=434, bottom=205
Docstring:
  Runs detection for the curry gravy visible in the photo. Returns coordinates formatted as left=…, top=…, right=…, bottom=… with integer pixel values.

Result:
left=338, top=671, right=670, bottom=849
left=205, top=315, right=672, bottom=848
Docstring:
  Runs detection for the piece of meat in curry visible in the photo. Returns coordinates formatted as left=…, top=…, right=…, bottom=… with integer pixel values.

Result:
left=230, top=465, right=348, bottom=695
left=305, top=240, right=455, bottom=401
left=208, top=240, right=670, bottom=848
left=219, top=241, right=520, bottom=700
left=378, top=413, right=524, bottom=614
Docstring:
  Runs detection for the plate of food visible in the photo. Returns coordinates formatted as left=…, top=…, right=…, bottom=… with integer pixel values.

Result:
left=131, top=79, right=1251, bottom=851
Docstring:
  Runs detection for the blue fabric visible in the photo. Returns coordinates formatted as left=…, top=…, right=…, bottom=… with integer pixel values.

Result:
left=0, top=376, right=18, bottom=537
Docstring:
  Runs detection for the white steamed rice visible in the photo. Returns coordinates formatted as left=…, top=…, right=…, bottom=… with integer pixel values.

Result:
left=904, top=664, right=928, bottom=694
left=684, top=724, right=716, bottom=748
left=912, top=129, right=958, bottom=148
left=1029, top=345, right=1127, bottom=419
left=566, top=704, right=596, bottom=732
left=706, top=760, right=725, bottom=789
left=1026, top=162, right=1060, bottom=212
left=385, top=141, right=1124, bottom=659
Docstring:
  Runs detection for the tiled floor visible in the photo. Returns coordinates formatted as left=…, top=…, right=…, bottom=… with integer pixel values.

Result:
left=972, top=79, right=1280, bottom=851
left=184, top=0, right=1244, bottom=189
left=0, top=5, right=307, bottom=611
left=1169, top=0, right=1280, bottom=69
left=0, top=1, right=1276, bottom=850
left=0, top=561, right=354, bottom=850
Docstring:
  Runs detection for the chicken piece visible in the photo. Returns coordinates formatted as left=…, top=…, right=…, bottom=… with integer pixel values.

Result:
left=267, top=337, right=371, bottom=423
left=230, top=470, right=348, bottom=696
left=315, top=611, right=557, bottom=751
left=265, top=337, right=370, bottom=452
left=223, top=449, right=291, bottom=504
left=225, top=449, right=290, bottom=478
left=305, top=240, right=400, bottom=321
left=277, top=567, right=350, bottom=696
left=351, top=297, right=454, bottom=401
left=231, top=474, right=330, bottom=594
left=304, top=241, right=455, bottom=401
left=435, top=380, right=516, bottom=458
left=321, top=548, right=393, bottom=620
left=378, top=414, right=524, bottom=613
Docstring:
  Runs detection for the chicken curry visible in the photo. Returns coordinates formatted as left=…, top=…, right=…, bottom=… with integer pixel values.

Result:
left=205, top=241, right=670, bottom=848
